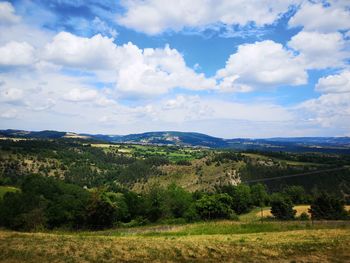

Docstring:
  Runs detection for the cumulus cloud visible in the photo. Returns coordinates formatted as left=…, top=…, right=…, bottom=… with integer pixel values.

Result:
left=216, top=75, right=253, bottom=93
left=115, top=44, right=216, bottom=96
left=289, top=1, right=350, bottom=33
left=0, top=69, right=116, bottom=112
left=297, top=70, right=350, bottom=132
left=44, top=32, right=118, bottom=70
left=288, top=31, right=349, bottom=69
left=0, top=41, right=35, bottom=66
left=298, top=92, right=350, bottom=129
left=216, top=40, right=307, bottom=91
left=117, top=0, right=301, bottom=34
left=43, top=32, right=216, bottom=96
left=0, top=2, right=20, bottom=25
left=315, top=70, right=350, bottom=94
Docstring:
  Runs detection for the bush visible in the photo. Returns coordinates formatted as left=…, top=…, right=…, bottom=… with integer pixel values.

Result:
left=309, top=192, right=349, bottom=220
left=270, top=194, right=296, bottom=220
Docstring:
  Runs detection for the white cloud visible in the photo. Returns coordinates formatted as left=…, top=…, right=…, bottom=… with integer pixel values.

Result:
left=115, top=44, right=216, bottom=96
left=216, top=40, right=307, bottom=90
left=0, top=2, right=20, bottom=25
left=92, top=17, right=118, bottom=38
left=0, top=23, right=54, bottom=49
left=138, top=95, right=295, bottom=123
left=0, top=41, right=35, bottom=66
left=288, top=31, right=349, bottom=69
left=43, top=32, right=216, bottom=96
left=0, top=69, right=116, bottom=111
left=315, top=70, right=350, bottom=93
left=117, top=0, right=301, bottom=35
left=0, top=109, right=18, bottom=119
left=289, top=1, right=350, bottom=33
left=63, top=88, right=98, bottom=102
left=297, top=70, right=350, bottom=132
left=0, top=86, right=23, bottom=103
left=44, top=32, right=118, bottom=70
left=216, top=75, right=253, bottom=93
left=298, top=92, right=350, bottom=129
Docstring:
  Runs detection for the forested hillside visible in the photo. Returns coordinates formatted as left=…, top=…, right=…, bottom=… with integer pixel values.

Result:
left=0, top=138, right=349, bottom=232
left=1, top=138, right=349, bottom=195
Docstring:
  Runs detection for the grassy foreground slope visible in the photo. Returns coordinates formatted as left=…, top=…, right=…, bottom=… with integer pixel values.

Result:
left=1, top=221, right=349, bottom=262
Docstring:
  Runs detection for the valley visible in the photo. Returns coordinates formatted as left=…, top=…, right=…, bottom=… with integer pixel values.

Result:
left=0, top=136, right=349, bottom=262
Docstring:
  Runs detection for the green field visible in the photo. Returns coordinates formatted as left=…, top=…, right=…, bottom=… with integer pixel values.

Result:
left=1, top=221, right=349, bottom=262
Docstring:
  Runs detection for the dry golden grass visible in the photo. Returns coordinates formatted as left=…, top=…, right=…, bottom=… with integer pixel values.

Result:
left=257, top=205, right=350, bottom=218
left=0, top=226, right=349, bottom=262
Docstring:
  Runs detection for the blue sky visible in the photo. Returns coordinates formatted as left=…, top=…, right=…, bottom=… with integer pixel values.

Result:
left=0, top=0, right=350, bottom=138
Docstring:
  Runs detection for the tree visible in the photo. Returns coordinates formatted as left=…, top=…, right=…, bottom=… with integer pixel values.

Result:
left=86, top=190, right=118, bottom=229
left=144, top=183, right=165, bottom=222
left=104, top=192, right=129, bottom=222
left=282, top=185, right=308, bottom=204
left=195, top=194, right=235, bottom=220
left=251, top=183, right=269, bottom=207
left=164, top=183, right=192, bottom=218
left=220, top=184, right=252, bottom=214
left=270, top=194, right=296, bottom=220
left=0, top=191, right=48, bottom=231
left=123, top=190, right=146, bottom=221
left=309, top=192, right=349, bottom=220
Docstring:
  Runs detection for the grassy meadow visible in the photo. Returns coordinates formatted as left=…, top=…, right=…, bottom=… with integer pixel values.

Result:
left=1, top=207, right=349, bottom=262
left=1, top=221, right=349, bottom=262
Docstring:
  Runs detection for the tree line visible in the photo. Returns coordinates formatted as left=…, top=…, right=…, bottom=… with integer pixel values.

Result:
left=0, top=174, right=348, bottom=231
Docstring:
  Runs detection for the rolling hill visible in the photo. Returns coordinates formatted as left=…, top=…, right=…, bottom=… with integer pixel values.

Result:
left=1, top=129, right=350, bottom=153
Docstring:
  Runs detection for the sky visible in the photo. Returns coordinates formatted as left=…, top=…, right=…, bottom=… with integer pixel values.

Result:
left=0, top=0, right=349, bottom=138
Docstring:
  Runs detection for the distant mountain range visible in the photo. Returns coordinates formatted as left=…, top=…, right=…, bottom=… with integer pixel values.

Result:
left=1, top=129, right=350, bottom=154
